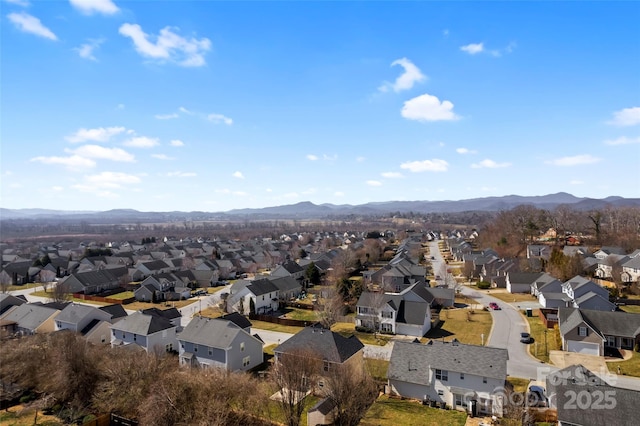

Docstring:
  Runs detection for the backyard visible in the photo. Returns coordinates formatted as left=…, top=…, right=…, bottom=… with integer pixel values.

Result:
left=425, top=306, right=493, bottom=346
left=361, top=395, right=467, bottom=426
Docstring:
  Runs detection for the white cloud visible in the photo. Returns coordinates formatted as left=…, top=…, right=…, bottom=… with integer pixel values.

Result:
left=545, top=155, right=601, bottom=166
left=366, top=180, right=382, bottom=186
left=69, top=0, right=119, bottom=15
left=74, top=38, right=104, bottom=61
left=207, top=113, right=233, bottom=125
left=52, top=186, right=64, bottom=191
left=66, top=145, right=135, bottom=162
left=5, top=0, right=30, bottom=6
left=179, top=106, right=193, bottom=114
left=123, top=136, right=159, bottom=148
left=460, top=43, right=484, bottom=55
left=118, top=23, right=211, bottom=67
left=170, top=139, right=184, bottom=147
left=379, top=57, right=426, bottom=93
left=167, top=171, right=196, bottom=177
left=306, top=154, right=319, bottom=161
left=456, top=147, right=477, bottom=154
left=232, top=171, right=244, bottom=179
left=381, top=172, right=403, bottom=178
left=401, top=94, right=459, bottom=122
left=604, top=136, right=640, bottom=146
left=471, top=159, right=511, bottom=169
left=152, top=154, right=174, bottom=160
left=30, top=155, right=95, bottom=169
left=400, top=159, right=449, bottom=172
left=607, top=107, right=640, bottom=126
left=356, top=156, right=365, bottom=162
left=155, top=113, right=179, bottom=120
left=334, top=191, right=345, bottom=197
left=7, top=12, right=57, bottom=40
left=85, top=171, right=141, bottom=187
left=66, top=126, right=126, bottom=143
left=323, top=154, right=337, bottom=161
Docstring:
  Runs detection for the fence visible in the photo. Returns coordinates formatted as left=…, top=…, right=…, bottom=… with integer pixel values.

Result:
left=538, top=308, right=558, bottom=329
left=249, top=313, right=311, bottom=327
left=73, top=293, right=135, bottom=305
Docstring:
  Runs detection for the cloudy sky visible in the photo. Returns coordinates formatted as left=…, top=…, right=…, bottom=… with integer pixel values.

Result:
left=2, top=0, right=639, bottom=212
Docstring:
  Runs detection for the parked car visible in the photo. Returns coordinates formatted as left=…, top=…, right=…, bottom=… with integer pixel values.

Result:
left=527, top=385, right=547, bottom=407
left=520, top=332, right=532, bottom=344
left=489, top=302, right=501, bottom=310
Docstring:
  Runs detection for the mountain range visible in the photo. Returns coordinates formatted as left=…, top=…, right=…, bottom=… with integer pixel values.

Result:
left=1, top=193, right=639, bottom=222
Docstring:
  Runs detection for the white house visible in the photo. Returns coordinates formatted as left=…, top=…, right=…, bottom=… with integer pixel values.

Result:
left=387, top=340, right=508, bottom=416
left=110, top=310, right=178, bottom=354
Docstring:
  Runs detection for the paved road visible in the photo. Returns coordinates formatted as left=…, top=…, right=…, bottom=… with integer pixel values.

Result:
left=178, top=285, right=232, bottom=327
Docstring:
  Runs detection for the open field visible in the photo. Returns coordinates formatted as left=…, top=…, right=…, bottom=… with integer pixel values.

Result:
left=426, top=307, right=492, bottom=346
left=0, top=405, right=63, bottom=426
left=361, top=395, right=467, bottom=426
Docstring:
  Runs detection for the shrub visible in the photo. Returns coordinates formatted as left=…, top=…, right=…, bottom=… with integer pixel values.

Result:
left=355, top=326, right=373, bottom=333
left=477, top=281, right=490, bottom=289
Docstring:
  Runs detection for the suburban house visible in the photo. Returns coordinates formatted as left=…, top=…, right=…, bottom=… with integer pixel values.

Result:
left=506, top=272, right=555, bottom=294
left=110, top=310, right=178, bottom=354
left=53, top=303, right=112, bottom=333
left=0, top=303, right=60, bottom=335
left=270, top=260, right=305, bottom=281
left=387, top=340, right=508, bottom=416
left=0, top=294, right=26, bottom=315
left=177, top=316, right=263, bottom=371
left=227, top=278, right=279, bottom=315
left=558, top=307, right=640, bottom=356
left=60, top=269, right=120, bottom=295
left=355, top=282, right=433, bottom=337
left=621, top=255, right=640, bottom=283
left=546, top=364, right=638, bottom=426
left=561, top=275, right=613, bottom=311
left=274, top=325, right=365, bottom=390
left=270, top=275, right=303, bottom=302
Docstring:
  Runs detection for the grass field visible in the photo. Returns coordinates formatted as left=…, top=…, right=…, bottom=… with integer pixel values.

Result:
left=525, top=310, right=561, bottom=363
left=281, top=307, right=318, bottom=322
left=0, top=405, right=63, bottom=426
left=426, top=307, right=492, bottom=346
left=620, top=305, right=640, bottom=314
left=607, top=351, right=640, bottom=378
left=331, top=322, right=391, bottom=346
left=365, top=358, right=389, bottom=382
left=4, top=283, right=42, bottom=292
left=486, top=291, right=538, bottom=304
left=249, top=320, right=304, bottom=335
left=361, top=395, right=467, bottom=426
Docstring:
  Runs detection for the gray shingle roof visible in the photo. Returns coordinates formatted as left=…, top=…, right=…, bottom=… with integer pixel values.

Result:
left=560, top=308, right=640, bottom=338
left=247, top=278, right=279, bottom=296
left=1, top=304, right=59, bottom=331
left=110, top=311, right=174, bottom=335
left=274, top=325, right=364, bottom=363
left=178, top=316, right=252, bottom=348
left=388, top=340, right=508, bottom=385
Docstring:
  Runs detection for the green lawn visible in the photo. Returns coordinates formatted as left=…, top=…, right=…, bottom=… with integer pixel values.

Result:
left=507, top=377, right=531, bottom=393
left=282, top=307, right=318, bottom=322
left=365, top=358, right=389, bottom=382
left=108, top=291, right=134, bottom=300
left=250, top=320, right=304, bottom=335
left=608, top=351, right=640, bottom=378
left=620, top=305, right=640, bottom=314
left=263, top=394, right=319, bottom=426
left=331, top=322, right=391, bottom=346
left=3, top=282, right=41, bottom=292
left=361, top=395, right=467, bottom=426
left=426, top=307, right=492, bottom=346
left=525, top=310, right=561, bottom=363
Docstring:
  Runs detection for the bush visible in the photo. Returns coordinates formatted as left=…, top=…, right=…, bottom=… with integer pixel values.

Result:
left=477, top=281, right=490, bottom=289
left=82, top=414, right=96, bottom=424
left=19, top=392, right=35, bottom=403
left=355, top=326, right=374, bottom=333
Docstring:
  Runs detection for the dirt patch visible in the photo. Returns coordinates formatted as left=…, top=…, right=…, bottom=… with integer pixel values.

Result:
left=549, top=350, right=607, bottom=372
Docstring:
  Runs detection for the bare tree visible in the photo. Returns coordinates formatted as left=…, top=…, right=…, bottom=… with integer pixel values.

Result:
left=316, top=286, right=345, bottom=329
left=271, top=349, right=321, bottom=426
left=49, top=280, right=71, bottom=303
left=322, top=361, right=378, bottom=426
left=0, top=273, right=11, bottom=293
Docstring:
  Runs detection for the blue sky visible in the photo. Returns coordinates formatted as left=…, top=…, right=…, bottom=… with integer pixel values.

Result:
left=2, top=0, right=639, bottom=212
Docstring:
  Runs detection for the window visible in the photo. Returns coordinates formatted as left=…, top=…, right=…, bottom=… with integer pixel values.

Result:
left=262, top=295, right=265, bottom=301
left=122, top=332, right=125, bottom=339
left=240, top=342, right=245, bottom=351
left=382, top=311, right=393, bottom=319
left=101, top=335, right=106, bottom=343
left=194, top=345, right=198, bottom=353
left=460, top=373, right=464, bottom=380
left=208, top=347, right=213, bottom=356
left=438, top=390, right=444, bottom=396
left=381, top=323, right=393, bottom=333
left=243, top=356, right=251, bottom=367
left=483, top=377, right=487, bottom=384
left=578, top=326, right=588, bottom=337
left=455, top=394, right=464, bottom=407
left=318, top=380, right=325, bottom=388
left=133, top=334, right=137, bottom=342
left=166, top=343, right=173, bottom=352
left=435, top=369, right=448, bottom=381
left=323, top=361, right=330, bottom=372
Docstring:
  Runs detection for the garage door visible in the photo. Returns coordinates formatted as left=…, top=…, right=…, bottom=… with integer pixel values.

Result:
left=567, top=341, right=600, bottom=356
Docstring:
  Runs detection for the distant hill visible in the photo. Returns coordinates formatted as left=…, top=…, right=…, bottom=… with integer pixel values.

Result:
left=1, top=192, right=639, bottom=221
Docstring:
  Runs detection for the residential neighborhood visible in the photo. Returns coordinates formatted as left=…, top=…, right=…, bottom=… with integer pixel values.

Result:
left=2, top=212, right=640, bottom=426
